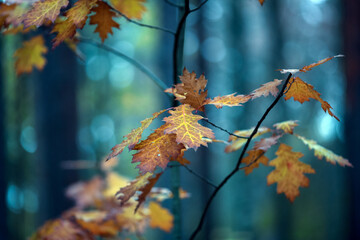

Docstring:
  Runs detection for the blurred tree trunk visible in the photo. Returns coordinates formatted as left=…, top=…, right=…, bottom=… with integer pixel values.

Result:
left=344, top=0, right=360, bottom=239
left=0, top=37, right=8, bottom=240
left=34, top=39, right=78, bottom=222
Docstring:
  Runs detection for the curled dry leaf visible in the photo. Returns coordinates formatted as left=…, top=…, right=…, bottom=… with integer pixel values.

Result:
left=267, top=143, right=315, bottom=202
left=204, top=93, right=251, bottom=108
left=251, top=79, right=282, bottom=99
left=254, top=135, right=281, bottom=152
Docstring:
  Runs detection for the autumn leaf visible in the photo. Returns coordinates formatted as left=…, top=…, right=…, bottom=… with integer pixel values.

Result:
left=254, top=135, right=281, bottom=152
left=204, top=93, right=251, bottom=108
left=106, top=109, right=166, bottom=161
left=136, top=173, right=162, bottom=211
left=103, top=172, right=129, bottom=198
left=273, top=120, right=298, bottom=134
left=90, top=1, right=120, bottom=42
left=74, top=211, right=118, bottom=237
left=14, top=35, right=48, bottom=75
left=166, top=68, right=208, bottom=111
left=132, top=124, right=185, bottom=174
left=51, top=18, right=77, bottom=48
left=251, top=79, right=282, bottom=99
left=163, top=104, right=214, bottom=150
left=115, top=203, right=148, bottom=233
left=0, top=3, right=16, bottom=29
left=284, top=77, right=339, bottom=120
left=2, top=3, right=28, bottom=27
left=267, top=143, right=315, bottom=202
left=30, top=218, right=94, bottom=240
left=242, top=149, right=268, bottom=175
left=296, top=135, right=352, bottom=167
left=109, top=0, right=146, bottom=20
left=149, top=202, right=173, bottom=232
left=24, top=0, right=69, bottom=27
left=66, top=0, right=98, bottom=28
left=225, top=127, right=270, bottom=153
left=258, top=0, right=265, bottom=5
left=66, top=176, right=104, bottom=208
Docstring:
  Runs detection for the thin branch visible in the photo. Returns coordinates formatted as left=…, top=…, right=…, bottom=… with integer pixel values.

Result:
left=77, top=37, right=171, bottom=96
left=201, top=119, right=249, bottom=139
left=238, top=151, right=265, bottom=170
left=190, top=0, right=209, bottom=13
left=190, top=73, right=292, bottom=240
left=164, top=0, right=183, bottom=8
left=183, top=165, right=217, bottom=188
left=111, top=8, right=176, bottom=35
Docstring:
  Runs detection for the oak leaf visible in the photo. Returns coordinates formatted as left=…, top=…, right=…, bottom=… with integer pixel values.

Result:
left=242, top=149, right=268, bottom=175
left=284, top=77, right=339, bottom=120
left=273, top=120, right=298, bottom=134
left=90, top=1, right=120, bottom=42
left=51, top=18, right=77, bottom=48
left=66, top=0, right=98, bottom=28
left=106, top=109, right=166, bottom=161
left=204, top=93, right=251, bottom=108
left=251, top=79, right=282, bottom=99
left=109, top=0, right=146, bottom=20
left=296, top=135, right=352, bottom=167
left=163, top=104, right=214, bottom=150
left=225, top=127, right=270, bottom=153
left=267, top=143, right=315, bottom=202
left=132, top=124, right=185, bottom=174
left=149, top=202, right=173, bottom=232
left=166, top=68, right=208, bottom=111
left=24, top=0, right=69, bottom=27
left=14, top=35, right=48, bottom=75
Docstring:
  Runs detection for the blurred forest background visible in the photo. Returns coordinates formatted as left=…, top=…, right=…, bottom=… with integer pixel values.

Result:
left=1, top=0, right=360, bottom=239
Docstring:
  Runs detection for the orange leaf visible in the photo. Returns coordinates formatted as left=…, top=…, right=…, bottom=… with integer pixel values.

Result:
left=166, top=68, right=208, bottom=111
left=296, top=135, right=352, bottom=167
left=136, top=173, right=162, bottom=211
left=204, top=93, right=251, bottom=108
left=242, top=149, right=268, bottom=175
left=106, top=109, right=166, bottom=161
left=258, top=0, right=265, bottom=5
left=300, top=55, right=344, bottom=73
left=251, top=79, right=282, bottom=99
left=273, top=120, right=298, bottom=134
left=163, top=104, right=214, bottom=150
left=284, top=77, right=339, bottom=120
left=51, top=18, right=77, bottom=48
left=24, top=0, right=69, bottom=27
left=109, top=0, right=146, bottom=20
left=225, top=127, right=270, bottom=153
left=66, top=0, right=98, bottom=28
left=14, top=35, right=48, bottom=75
left=267, top=143, right=315, bottom=202
left=149, top=202, right=173, bottom=232
left=132, top=124, right=185, bottom=174
left=90, top=1, right=120, bottom=42
left=30, top=218, right=94, bottom=240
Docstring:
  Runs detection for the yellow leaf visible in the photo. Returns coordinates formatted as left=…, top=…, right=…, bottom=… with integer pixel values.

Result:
left=296, top=135, right=352, bottom=167
left=273, top=120, right=298, bottom=134
left=204, top=93, right=251, bottom=108
left=51, top=17, right=77, bottom=48
left=14, top=35, right=48, bottom=75
left=149, top=202, right=173, bottom=232
left=267, top=143, right=315, bottom=202
left=103, top=172, right=129, bottom=198
left=109, top=0, right=146, bottom=20
left=66, top=0, right=98, bottom=28
left=163, top=104, right=214, bottom=150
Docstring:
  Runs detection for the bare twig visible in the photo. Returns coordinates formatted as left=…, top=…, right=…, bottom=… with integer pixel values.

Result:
left=183, top=165, right=217, bottom=188
left=190, top=73, right=293, bottom=240
left=201, top=118, right=249, bottom=139
left=190, top=0, right=209, bottom=13
left=111, top=8, right=176, bottom=35
left=77, top=37, right=171, bottom=96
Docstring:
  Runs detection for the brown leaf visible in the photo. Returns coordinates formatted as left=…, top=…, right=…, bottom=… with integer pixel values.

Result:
left=251, top=79, right=282, bottom=99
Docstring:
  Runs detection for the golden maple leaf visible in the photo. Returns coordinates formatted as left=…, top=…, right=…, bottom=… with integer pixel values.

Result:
left=149, top=202, right=173, bottom=232
left=225, top=127, right=270, bottom=153
left=106, top=109, right=166, bottom=161
left=242, top=149, right=269, bottom=175
left=296, top=135, right=352, bottom=167
left=273, top=120, right=298, bottom=134
left=163, top=104, right=214, bottom=150
left=284, top=77, right=339, bottom=120
left=109, top=0, right=146, bottom=20
left=132, top=124, right=185, bottom=174
left=267, top=143, right=315, bottom=202
left=251, top=79, right=282, bottom=99
left=89, top=1, right=120, bottom=42
left=14, top=35, right=48, bottom=75
left=166, top=68, right=208, bottom=111
left=204, top=93, right=251, bottom=108
left=23, top=0, right=69, bottom=27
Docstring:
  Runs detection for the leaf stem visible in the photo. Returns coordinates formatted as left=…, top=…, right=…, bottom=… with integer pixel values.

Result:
left=183, top=165, right=217, bottom=188
left=201, top=118, right=249, bottom=139
left=77, top=37, right=171, bottom=96
left=190, top=73, right=292, bottom=240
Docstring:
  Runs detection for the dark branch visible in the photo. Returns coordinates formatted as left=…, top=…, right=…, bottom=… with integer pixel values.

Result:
left=190, top=0, right=209, bottom=13
left=201, top=119, right=249, bottom=139
left=190, top=73, right=293, bottom=240
left=183, top=165, right=217, bottom=188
